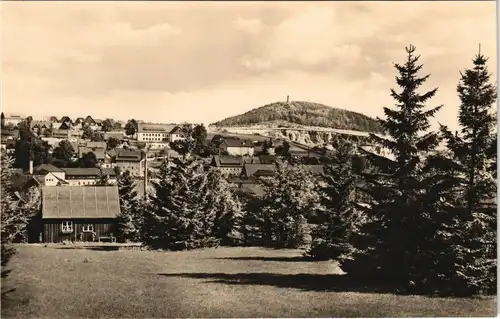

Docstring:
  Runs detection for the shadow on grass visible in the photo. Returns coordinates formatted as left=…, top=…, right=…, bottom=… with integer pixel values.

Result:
left=158, top=272, right=402, bottom=294
left=54, top=246, right=121, bottom=251
left=213, top=256, right=316, bottom=262
left=1, top=245, right=17, bottom=300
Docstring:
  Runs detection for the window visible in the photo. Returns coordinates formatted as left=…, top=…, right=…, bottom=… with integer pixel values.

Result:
left=61, top=221, right=73, bottom=232
left=83, top=224, right=94, bottom=232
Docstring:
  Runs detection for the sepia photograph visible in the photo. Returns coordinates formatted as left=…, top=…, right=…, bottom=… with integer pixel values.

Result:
left=0, top=1, right=498, bottom=318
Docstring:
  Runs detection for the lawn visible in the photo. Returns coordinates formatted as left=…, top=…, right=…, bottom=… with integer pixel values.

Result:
left=1, top=245, right=496, bottom=318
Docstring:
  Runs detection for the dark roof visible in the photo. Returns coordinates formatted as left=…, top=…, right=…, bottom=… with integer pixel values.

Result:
left=115, top=149, right=142, bottom=162
left=242, top=164, right=276, bottom=178
left=41, top=186, right=121, bottom=219
left=169, top=126, right=182, bottom=134
left=30, top=121, right=52, bottom=129
left=223, top=138, right=254, bottom=148
left=212, top=155, right=243, bottom=167
left=62, top=167, right=116, bottom=177
left=33, top=164, right=65, bottom=174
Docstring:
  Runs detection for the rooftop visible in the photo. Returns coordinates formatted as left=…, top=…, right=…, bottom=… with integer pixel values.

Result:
left=41, top=186, right=121, bottom=219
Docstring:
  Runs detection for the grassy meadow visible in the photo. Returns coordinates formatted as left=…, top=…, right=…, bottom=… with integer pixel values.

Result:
left=1, top=245, right=496, bottom=318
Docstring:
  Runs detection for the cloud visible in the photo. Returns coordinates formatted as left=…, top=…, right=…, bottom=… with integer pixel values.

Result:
left=0, top=1, right=496, bottom=133
left=233, top=16, right=265, bottom=35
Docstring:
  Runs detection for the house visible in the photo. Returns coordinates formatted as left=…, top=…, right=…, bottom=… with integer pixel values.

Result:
left=27, top=163, right=68, bottom=186
left=58, top=116, right=73, bottom=127
left=62, top=167, right=117, bottom=186
left=211, top=155, right=245, bottom=177
left=241, top=164, right=277, bottom=179
left=136, top=123, right=176, bottom=144
left=114, top=149, right=143, bottom=176
left=220, top=138, right=255, bottom=156
left=1, top=113, right=25, bottom=127
left=40, top=186, right=121, bottom=243
left=30, top=121, right=52, bottom=135
left=168, top=125, right=183, bottom=143
left=82, top=116, right=102, bottom=131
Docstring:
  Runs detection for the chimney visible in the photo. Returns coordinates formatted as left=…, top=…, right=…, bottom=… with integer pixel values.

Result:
left=287, top=95, right=290, bottom=103
left=29, top=160, right=33, bottom=175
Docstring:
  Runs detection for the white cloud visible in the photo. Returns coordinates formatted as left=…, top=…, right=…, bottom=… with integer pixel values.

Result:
left=233, top=16, right=265, bottom=35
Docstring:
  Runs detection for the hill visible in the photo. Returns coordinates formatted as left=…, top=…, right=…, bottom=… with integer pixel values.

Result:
left=211, top=101, right=384, bottom=133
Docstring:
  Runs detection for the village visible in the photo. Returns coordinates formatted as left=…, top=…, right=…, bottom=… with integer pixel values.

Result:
left=0, top=112, right=331, bottom=244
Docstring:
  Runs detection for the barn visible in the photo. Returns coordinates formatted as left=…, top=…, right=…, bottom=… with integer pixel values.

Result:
left=41, top=186, right=121, bottom=243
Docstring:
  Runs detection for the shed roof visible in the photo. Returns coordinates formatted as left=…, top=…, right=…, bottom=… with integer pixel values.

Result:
left=41, top=186, right=121, bottom=219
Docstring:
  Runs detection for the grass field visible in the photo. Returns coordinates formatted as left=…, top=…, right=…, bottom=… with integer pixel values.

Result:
left=1, top=245, right=496, bottom=318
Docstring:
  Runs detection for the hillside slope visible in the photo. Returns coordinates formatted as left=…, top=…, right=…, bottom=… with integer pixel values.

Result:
left=211, top=101, right=383, bottom=133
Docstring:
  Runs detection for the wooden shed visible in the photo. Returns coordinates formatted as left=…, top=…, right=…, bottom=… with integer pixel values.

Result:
left=41, top=186, right=121, bottom=243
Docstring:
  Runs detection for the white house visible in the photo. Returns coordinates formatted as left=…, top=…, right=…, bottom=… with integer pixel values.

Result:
left=220, top=138, right=255, bottom=156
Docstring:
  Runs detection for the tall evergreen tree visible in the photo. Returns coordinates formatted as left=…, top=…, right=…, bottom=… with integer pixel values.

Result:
left=205, top=168, right=244, bottom=245
left=340, top=45, right=443, bottom=291
left=437, top=49, right=497, bottom=295
left=259, top=161, right=321, bottom=248
left=306, top=141, right=362, bottom=260
left=116, top=170, right=141, bottom=242
left=143, top=156, right=216, bottom=250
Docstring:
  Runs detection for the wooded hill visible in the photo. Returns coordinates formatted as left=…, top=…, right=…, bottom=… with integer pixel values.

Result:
left=211, top=101, right=384, bottom=133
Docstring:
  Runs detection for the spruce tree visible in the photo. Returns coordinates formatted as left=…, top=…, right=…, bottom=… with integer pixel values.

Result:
left=437, top=50, right=497, bottom=295
left=341, top=45, right=443, bottom=290
left=205, top=168, right=244, bottom=246
left=1, top=151, right=41, bottom=244
left=143, top=155, right=215, bottom=250
left=116, top=170, right=141, bottom=242
left=95, top=168, right=110, bottom=186
left=307, top=141, right=362, bottom=260
left=259, top=160, right=321, bottom=248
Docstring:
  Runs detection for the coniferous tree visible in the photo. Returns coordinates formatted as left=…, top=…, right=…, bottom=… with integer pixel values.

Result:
left=436, top=50, right=498, bottom=295
left=307, top=141, right=363, bottom=260
left=259, top=161, right=321, bottom=248
left=95, top=168, right=111, bottom=186
left=205, top=168, right=244, bottom=245
left=116, top=170, right=141, bottom=242
left=143, top=156, right=216, bottom=250
left=340, top=45, right=443, bottom=291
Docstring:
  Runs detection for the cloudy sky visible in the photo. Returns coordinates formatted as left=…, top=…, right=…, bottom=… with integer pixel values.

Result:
left=1, top=1, right=497, bottom=130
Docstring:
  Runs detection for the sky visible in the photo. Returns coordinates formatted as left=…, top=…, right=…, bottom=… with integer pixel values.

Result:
left=1, top=1, right=497, bottom=131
